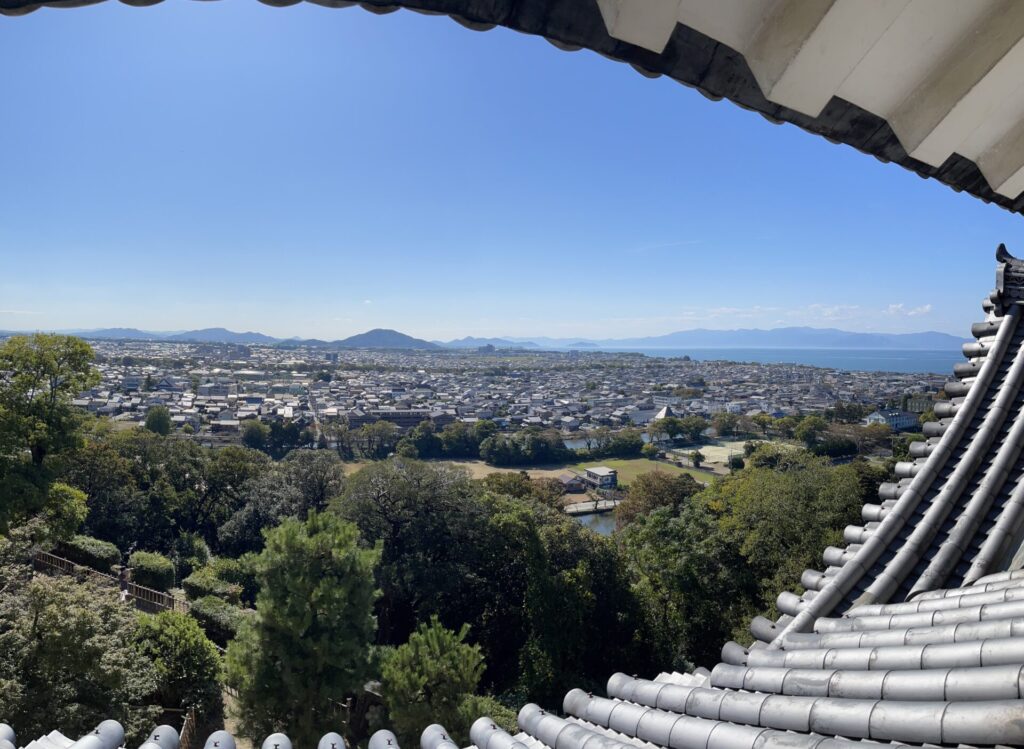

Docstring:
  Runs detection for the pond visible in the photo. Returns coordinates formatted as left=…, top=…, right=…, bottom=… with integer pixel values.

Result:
left=574, top=512, right=616, bottom=536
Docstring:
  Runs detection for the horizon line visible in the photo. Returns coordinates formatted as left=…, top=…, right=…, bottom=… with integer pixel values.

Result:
left=0, top=324, right=970, bottom=342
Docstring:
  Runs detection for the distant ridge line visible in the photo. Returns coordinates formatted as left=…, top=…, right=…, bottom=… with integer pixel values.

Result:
left=0, top=325, right=968, bottom=351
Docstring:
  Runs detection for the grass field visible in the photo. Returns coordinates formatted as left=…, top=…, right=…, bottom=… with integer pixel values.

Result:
left=342, top=458, right=570, bottom=480
left=438, top=459, right=570, bottom=480
left=342, top=457, right=713, bottom=485
left=572, top=458, right=713, bottom=485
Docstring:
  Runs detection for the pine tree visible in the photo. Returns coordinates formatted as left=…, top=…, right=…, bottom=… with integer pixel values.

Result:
left=380, top=616, right=485, bottom=747
left=225, top=512, right=380, bottom=747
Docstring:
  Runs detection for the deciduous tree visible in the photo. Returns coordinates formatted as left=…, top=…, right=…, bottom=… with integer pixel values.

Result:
left=282, top=449, right=346, bottom=513
left=794, top=415, right=828, bottom=447
left=677, top=415, right=709, bottom=444
left=241, top=420, right=270, bottom=451
left=698, top=447, right=872, bottom=612
left=0, top=334, right=98, bottom=530
left=0, top=561, right=159, bottom=745
left=620, top=504, right=754, bottom=667
left=42, top=482, right=88, bottom=542
left=712, top=412, right=740, bottom=437
left=144, top=406, right=171, bottom=436
left=135, top=610, right=222, bottom=716
left=615, top=472, right=702, bottom=529
left=356, top=420, right=400, bottom=460
left=751, top=413, right=774, bottom=436
left=217, top=471, right=304, bottom=556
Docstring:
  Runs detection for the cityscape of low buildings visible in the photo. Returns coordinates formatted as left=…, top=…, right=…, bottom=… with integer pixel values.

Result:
left=67, top=339, right=947, bottom=446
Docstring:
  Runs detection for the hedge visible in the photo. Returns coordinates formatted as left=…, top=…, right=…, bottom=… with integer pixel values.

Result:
left=208, top=556, right=258, bottom=606
left=59, top=535, right=121, bottom=574
left=183, top=566, right=242, bottom=604
left=129, top=551, right=175, bottom=591
left=189, top=596, right=249, bottom=647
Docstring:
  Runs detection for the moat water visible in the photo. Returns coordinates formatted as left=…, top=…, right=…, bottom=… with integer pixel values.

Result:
left=575, top=512, right=616, bottom=536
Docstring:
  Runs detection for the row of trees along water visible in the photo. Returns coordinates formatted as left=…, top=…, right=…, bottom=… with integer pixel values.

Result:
left=1, top=334, right=889, bottom=748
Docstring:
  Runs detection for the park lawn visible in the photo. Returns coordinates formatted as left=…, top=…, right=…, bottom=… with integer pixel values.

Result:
left=344, top=457, right=715, bottom=485
left=438, top=459, right=570, bottom=480
left=572, top=458, right=712, bottom=486
left=344, top=458, right=571, bottom=480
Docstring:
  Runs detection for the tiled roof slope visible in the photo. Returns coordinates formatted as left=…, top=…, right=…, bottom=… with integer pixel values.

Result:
left=11, top=246, right=1024, bottom=748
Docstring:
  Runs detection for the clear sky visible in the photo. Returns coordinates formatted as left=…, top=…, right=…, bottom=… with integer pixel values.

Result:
left=1, top=2, right=1022, bottom=341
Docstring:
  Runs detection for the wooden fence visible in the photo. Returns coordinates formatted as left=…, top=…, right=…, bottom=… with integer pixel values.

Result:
left=178, top=708, right=199, bottom=749
left=33, top=551, right=233, bottom=749
left=34, top=550, right=190, bottom=614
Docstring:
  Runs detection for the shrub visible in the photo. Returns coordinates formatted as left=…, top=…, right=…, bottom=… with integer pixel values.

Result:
left=59, top=534, right=121, bottom=573
left=172, top=532, right=210, bottom=579
left=457, top=695, right=518, bottom=736
left=183, top=566, right=242, bottom=604
left=129, top=551, right=175, bottom=591
left=208, top=556, right=258, bottom=606
left=189, top=596, right=248, bottom=647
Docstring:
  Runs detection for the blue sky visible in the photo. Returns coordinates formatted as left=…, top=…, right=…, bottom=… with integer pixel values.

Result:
left=0, top=2, right=1021, bottom=340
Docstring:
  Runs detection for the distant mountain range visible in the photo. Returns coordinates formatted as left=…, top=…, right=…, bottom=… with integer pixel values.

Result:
left=1, top=325, right=968, bottom=351
left=2, top=327, right=439, bottom=349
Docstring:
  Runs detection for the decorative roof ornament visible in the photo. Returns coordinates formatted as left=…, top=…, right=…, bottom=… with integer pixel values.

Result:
left=995, top=244, right=1024, bottom=312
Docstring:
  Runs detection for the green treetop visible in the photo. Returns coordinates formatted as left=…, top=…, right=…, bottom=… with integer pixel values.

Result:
left=0, top=561, right=159, bottom=745
left=135, top=610, right=222, bottom=716
left=225, top=512, right=380, bottom=748
left=0, top=334, right=98, bottom=531
left=144, top=406, right=172, bottom=436
left=381, top=616, right=485, bottom=747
